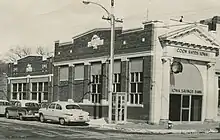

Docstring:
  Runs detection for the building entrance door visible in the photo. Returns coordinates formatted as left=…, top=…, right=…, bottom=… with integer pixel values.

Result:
left=112, top=92, right=127, bottom=124
left=169, top=94, right=202, bottom=122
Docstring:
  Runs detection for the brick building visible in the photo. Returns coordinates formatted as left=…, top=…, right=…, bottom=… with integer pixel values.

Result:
left=7, top=55, right=53, bottom=103
left=53, top=21, right=220, bottom=124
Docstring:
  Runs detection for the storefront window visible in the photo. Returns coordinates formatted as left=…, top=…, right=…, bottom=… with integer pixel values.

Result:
left=169, top=94, right=202, bottom=121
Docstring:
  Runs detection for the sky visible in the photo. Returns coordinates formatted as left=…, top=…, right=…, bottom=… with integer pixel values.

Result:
left=0, top=0, right=220, bottom=59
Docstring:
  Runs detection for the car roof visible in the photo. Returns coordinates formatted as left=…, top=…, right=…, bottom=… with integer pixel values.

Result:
left=0, top=100, right=9, bottom=102
left=52, top=101, right=79, bottom=106
left=13, top=100, right=39, bottom=104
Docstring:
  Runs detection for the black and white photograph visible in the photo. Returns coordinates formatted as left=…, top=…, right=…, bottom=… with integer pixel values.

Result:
left=0, top=0, right=220, bottom=139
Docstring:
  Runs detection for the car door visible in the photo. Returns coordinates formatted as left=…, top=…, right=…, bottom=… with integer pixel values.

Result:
left=44, top=103, right=56, bottom=120
left=54, top=104, right=62, bottom=122
left=0, top=101, right=4, bottom=115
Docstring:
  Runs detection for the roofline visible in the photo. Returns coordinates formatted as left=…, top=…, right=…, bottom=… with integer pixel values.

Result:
left=121, top=27, right=143, bottom=34
left=72, top=27, right=122, bottom=40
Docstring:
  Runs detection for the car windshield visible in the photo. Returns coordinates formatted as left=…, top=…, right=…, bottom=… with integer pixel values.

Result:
left=25, top=102, right=39, bottom=107
left=66, top=104, right=81, bottom=110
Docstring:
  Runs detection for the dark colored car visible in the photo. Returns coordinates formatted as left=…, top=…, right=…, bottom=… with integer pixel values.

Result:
left=5, top=100, right=40, bottom=120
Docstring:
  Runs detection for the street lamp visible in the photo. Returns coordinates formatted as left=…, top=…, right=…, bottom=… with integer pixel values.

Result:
left=82, top=0, right=122, bottom=124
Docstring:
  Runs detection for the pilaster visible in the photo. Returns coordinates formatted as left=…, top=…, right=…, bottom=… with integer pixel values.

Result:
left=160, top=56, right=173, bottom=124
left=101, top=61, right=108, bottom=104
left=53, top=66, right=59, bottom=101
left=68, top=64, right=74, bottom=100
left=83, top=62, right=91, bottom=103
left=205, top=62, right=218, bottom=122
left=121, top=58, right=129, bottom=104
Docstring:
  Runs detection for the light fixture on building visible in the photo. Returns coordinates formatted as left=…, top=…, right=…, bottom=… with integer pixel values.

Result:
left=171, top=61, right=183, bottom=74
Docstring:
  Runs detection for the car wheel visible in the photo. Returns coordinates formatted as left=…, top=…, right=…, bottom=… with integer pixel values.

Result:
left=19, top=114, right=23, bottom=121
left=5, top=112, right=10, bottom=119
left=39, top=114, right=45, bottom=123
left=59, top=118, right=65, bottom=125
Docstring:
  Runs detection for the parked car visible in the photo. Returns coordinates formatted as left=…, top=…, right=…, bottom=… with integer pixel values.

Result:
left=39, top=100, right=90, bottom=125
left=5, top=100, right=40, bottom=120
left=40, top=102, right=50, bottom=109
left=0, top=100, right=11, bottom=116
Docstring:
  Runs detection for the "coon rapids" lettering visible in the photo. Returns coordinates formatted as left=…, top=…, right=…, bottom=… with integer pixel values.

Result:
left=176, top=48, right=208, bottom=57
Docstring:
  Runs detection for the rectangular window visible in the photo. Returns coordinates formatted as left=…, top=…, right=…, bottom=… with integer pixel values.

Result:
left=18, top=83, right=22, bottom=91
left=91, top=74, right=101, bottom=103
left=129, top=72, right=143, bottom=105
left=44, top=82, right=48, bottom=92
left=32, top=93, right=37, bottom=100
left=12, top=92, right=17, bottom=100
left=23, top=83, right=27, bottom=92
left=113, top=73, right=121, bottom=92
left=74, top=64, right=84, bottom=80
left=32, top=83, right=37, bottom=91
left=13, top=84, right=17, bottom=92
left=38, top=82, right=43, bottom=91
left=59, top=66, right=69, bottom=81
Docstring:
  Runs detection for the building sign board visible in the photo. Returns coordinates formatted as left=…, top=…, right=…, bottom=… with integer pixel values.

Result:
left=176, top=48, right=209, bottom=57
left=171, top=88, right=202, bottom=94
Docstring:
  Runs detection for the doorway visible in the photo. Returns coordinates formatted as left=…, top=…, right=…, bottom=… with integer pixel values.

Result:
left=112, top=92, right=127, bottom=123
left=169, top=94, right=202, bottom=121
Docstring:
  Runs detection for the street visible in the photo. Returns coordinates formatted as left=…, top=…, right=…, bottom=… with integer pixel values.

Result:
left=0, top=118, right=220, bottom=140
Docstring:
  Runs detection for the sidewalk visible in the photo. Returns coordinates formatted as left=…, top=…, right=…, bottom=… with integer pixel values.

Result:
left=88, top=118, right=220, bottom=134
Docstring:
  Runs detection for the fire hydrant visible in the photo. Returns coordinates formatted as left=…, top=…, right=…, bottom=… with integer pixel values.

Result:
left=167, top=120, right=173, bottom=129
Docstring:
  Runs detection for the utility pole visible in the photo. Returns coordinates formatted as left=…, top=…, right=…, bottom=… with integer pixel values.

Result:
left=83, top=0, right=122, bottom=123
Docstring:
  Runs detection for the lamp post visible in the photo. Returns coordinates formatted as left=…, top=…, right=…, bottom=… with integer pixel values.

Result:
left=82, top=0, right=122, bottom=123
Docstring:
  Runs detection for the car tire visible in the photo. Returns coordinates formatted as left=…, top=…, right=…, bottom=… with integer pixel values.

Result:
left=39, top=114, right=45, bottom=123
left=19, top=114, right=23, bottom=121
left=59, top=118, right=65, bottom=125
left=5, top=112, right=10, bottom=119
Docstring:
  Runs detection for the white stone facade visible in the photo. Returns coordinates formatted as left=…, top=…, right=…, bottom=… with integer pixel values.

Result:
left=148, top=21, right=220, bottom=124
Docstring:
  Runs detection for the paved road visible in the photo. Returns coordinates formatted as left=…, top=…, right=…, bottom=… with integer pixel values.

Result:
left=0, top=117, right=220, bottom=140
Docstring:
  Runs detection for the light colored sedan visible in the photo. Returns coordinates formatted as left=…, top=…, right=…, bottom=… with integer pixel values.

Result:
left=39, top=100, right=90, bottom=125
left=0, top=100, right=11, bottom=115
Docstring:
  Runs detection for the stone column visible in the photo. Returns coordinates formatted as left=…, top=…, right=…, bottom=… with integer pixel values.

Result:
left=160, top=57, right=172, bottom=124
left=205, top=62, right=218, bottom=122
left=83, top=62, right=91, bottom=103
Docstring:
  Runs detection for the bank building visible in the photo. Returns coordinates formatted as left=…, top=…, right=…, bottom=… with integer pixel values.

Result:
left=53, top=20, right=220, bottom=124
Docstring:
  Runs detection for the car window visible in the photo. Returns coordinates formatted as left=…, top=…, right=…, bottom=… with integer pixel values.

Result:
left=3, top=102, right=10, bottom=106
left=25, top=103, right=39, bottom=107
left=56, top=104, right=62, bottom=110
left=48, top=103, right=55, bottom=109
left=15, top=102, right=21, bottom=107
left=66, top=104, right=81, bottom=110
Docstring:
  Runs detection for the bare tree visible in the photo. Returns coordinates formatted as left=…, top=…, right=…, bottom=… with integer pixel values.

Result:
left=36, top=46, right=54, bottom=57
left=36, top=46, right=46, bottom=56
left=4, top=46, right=32, bottom=62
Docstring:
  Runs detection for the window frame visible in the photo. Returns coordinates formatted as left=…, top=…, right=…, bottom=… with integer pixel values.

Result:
left=59, top=66, right=69, bottom=81
left=129, top=72, right=143, bottom=105
left=90, top=74, right=102, bottom=103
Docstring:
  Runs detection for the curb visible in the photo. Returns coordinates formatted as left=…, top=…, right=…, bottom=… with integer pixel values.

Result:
left=90, top=124, right=219, bottom=134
